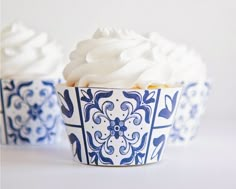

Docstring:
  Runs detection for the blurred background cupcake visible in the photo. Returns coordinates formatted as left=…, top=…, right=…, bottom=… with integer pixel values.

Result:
left=57, top=28, right=182, bottom=166
left=145, top=33, right=210, bottom=144
left=0, top=22, right=65, bottom=145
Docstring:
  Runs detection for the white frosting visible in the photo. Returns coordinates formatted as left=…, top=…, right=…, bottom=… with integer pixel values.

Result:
left=64, top=28, right=207, bottom=88
left=0, top=22, right=64, bottom=79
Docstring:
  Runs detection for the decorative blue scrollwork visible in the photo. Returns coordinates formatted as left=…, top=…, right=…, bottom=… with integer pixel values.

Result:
left=81, top=89, right=156, bottom=165
left=6, top=81, right=33, bottom=108
left=81, top=89, right=113, bottom=122
left=123, top=90, right=155, bottom=124
left=7, top=116, right=30, bottom=144
left=87, top=131, right=114, bottom=165
left=4, top=80, right=62, bottom=144
left=120, top=133, right=148, bottom=165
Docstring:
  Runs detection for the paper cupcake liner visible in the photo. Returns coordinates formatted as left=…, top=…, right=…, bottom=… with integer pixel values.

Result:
left=0, top=79, right=64, bottom=145
left=169, top=81, right=210, bottom=144
left=56, top=85, right=182, bottom=166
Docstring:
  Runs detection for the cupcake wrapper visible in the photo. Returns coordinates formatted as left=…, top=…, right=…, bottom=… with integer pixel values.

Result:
left=0, top=79, right=64, bottom=145
left=56, top=85, right=182, bottom=166
left=169, top=81, right=210, bottom=144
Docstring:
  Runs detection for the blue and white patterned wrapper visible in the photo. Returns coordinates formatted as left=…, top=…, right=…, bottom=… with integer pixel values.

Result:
left=56, top=85, right=182, bottom=166
left=169, top=82, right=210, bottom=144
left=0, top=79, right=65, bottom=145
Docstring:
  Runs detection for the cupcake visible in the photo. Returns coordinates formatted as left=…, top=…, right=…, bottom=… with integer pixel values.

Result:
left=145, top=33, right=210, bottom=144
left=0, top=22, right=65, bottom=145
left=56, top=28, right=182, bottom=166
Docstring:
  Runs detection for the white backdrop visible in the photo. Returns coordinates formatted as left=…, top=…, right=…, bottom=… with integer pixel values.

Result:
left=1, top=0, right=236, bottom=121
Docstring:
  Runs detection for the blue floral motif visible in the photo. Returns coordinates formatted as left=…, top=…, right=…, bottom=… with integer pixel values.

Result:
left=3, top=80, right=15, bottom=91
left=57, top=89, right=74, bottom=118
left=6, top=81, right=33, bottom=108
left=81, top=89, right=113, bottom=122
left=151, top=135, right=166, bottom=161
left=81, top=89, right=155, bottom=165
left=87, top=131, right=114, bottom=165
left=7, top=117, right=30, bottom=143
left=107, top=117, right=127, bottom=139
left=123, top=90, right=155, bottom=124
left=27, top=103, right=43, bottom=120
left=3, top=80, right=61, bottom=144
left=120, top=133, right=148, bottom=165
left=159, top=91, right=179, bottom=119
left=68, top=133, right=82, bottom=162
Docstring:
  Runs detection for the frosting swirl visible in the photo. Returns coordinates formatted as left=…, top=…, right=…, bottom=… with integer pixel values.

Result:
left=64, top=28, right=207, bottom=88
left=0, top=22, right=64, bottom=79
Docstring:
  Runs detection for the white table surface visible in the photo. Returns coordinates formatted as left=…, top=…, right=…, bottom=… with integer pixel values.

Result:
left=1, top=119, right=236, bottom=189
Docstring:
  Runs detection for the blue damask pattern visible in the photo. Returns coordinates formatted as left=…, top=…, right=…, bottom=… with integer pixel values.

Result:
left=1, top=79, right=63, bottom=144
left=57, top=86, right=181, bottom=166
left=81, top=89, right=155, bottom=165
